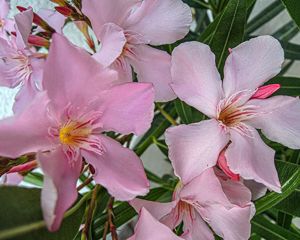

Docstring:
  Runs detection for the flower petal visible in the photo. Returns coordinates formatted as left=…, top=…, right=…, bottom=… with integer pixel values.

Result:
left=93, top=23, right=126, bottom=67
left=82, top=0, right=138, bottom=36
left=37, top=9, right=66, bottom=33
left=129, top=45, right=176, bottom=102
left=165, top=120, right=229, bottom=184
left=182, top=211, right=214, bottom=240
left=223, top=36, right=284, bottom=97
left=244, top=180, right=268, bottom=200
left=111, top=56, right=133, bottom=83
left=14, top=8, right=33, bottom=49
left=130, top=198, right=177, bottom=220
left=125, top=0, right=192, bottom=45
left=247, top=96, right=300, bottom=149
left=0, top=92, right=53, bottom=158
left=171, top=42, right=223, bottom=118
left=200, top=204, right=252, bottom=240
left=180, top=168, right=230, bottom=205
left=43, top=34, right=119, bottom=110
left=99, top=82, right=154, bottom=135
left=82, top=135, right=149, bottom=201
left=0, top=0, right=9, bottom=18
left=129, top=208, right=184, bottom=240
left=0, top=173, right=23, bottom=185
left=38, top=147, right=82, bottom=231
left=226, top=128, right=281, bottom=192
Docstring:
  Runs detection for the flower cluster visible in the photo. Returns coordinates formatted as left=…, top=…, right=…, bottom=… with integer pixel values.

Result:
left=0, top=0, right=299, bottom=239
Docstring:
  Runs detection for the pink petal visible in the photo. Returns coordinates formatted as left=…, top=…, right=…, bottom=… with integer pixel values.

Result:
left=128, top=45, right=176, bottom=102
left=0, top=92, right=53, bottom=158
left=99, top=82, right=154, bottom=135
left=165, top=120, right=229, bottom=184
left=180, top=168, right=230, bottom=205
left=171, top=42, right=223, bottom=118
left=37, top=9, right=66, bottom=33
left=0, top=0, right=9, bottom=18
left=82, top=0, right=138, bottom=36
left=43, top=34, right=118, bottom=110
left=247, top=96, right=300, bottom=149
left=201, top=204, right=252, bottom=240
left=82, top=135, right=149, bottom=201
left=250, top=84, right=281, bottom=99
left=93, top=23, right=126, bottom=67
left=128, top=208, right=184, bottom=240
left=244, top=180, right=268, bottom=200
left=223, top=36, right=284, bottom=97
left=13, top=78, right=39, bottom=114
left=130, top=198, right=177, bottom=220
left=111, top=56, right=133, bottom=83
left=217, top=170, right=252, bottom=207
left=14, top=8, right=33, bottom=49
left=39, top=148, right=82, bottom=231
left=226, top=128, right=281, bottom=192
left=0, top=173, right=23, bottom=185
left=8, top=160, right=37, bottom=173
left=182, top=211, right=214, bottom=240
left=217, top=150, right=240, bottom=181
left=125, top=0, right=192, bottom=45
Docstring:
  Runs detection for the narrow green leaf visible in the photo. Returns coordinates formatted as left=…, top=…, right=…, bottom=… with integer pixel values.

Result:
left=174, top=99, right=193, bottom=124
left=23, top=172, right=44, bottom=187
left=255, top=161, right=300, bottom=214
left=282, top=42, right=300, bottom=60
left=252, top=215, right=300, bottom=240
left=277, top=212, right=293, bottom=229
left=246, top=0, right=285, bottom=34
left=267, top=76, right=300, bottom=96
left=0, top=187, right=84, bottom=240
left=275, top=187, right=300, bottom=217
left=273, top=21, right=299, bottom=42
left=281, top=0, right=300, bottom=29
left=208, top=0, right=247, bottom=71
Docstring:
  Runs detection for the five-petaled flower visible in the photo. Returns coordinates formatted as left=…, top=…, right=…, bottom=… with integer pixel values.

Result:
left=167, top=36, right=300, bottom=193
left=0, top=34, right=155, bottom=231
left=131, top=168, right=254, bottom=240
left=82, top=0, right=192, bottom=102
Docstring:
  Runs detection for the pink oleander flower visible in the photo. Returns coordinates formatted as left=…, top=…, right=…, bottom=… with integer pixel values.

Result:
left=128, top=208, right=184, bottom=240
left=0, top=34, right=155, bottom=231
left=167, top=36, right=300, bottom=192
left=0, top=0, right=14, bottom=38
left=131, top=168, right=254, bottom=240
left=82, top=0, right=192, bottom=102
left=0, top=8, right=44, bottom=112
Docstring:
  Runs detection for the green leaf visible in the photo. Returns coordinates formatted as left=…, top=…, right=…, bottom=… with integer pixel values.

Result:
left=174, top=99, right=193, bottom=124
left=273, top=21, right=299, bottom=42
left=281, top=0, right=300, bottom=29
left=275, top=187, right=300, bottom=217
left=252, top=215, right=300, bottom=240
left=277, top=212, right=293, bottom=229
left=23, top=172, right=44, bottom=187
left=255, top=161, right=300, bottom=215
left=207, top=0, right=247, bottom=71
left=0, top=186, right=85, bottom=240
left=282, top=42, right=300, bottom=60
left=267, top=76, right=300, bottom=96
left=246, top=0, right=285, bottom=34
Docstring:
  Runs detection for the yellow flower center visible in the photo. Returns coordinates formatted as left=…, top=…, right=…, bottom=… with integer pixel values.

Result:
left=59, top=121, right=91, bottom=147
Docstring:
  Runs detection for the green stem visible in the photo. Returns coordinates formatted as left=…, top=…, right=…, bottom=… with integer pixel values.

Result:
left=0, top=192, right=92, bottom=240
left=156, top=103, right=178, bottom=126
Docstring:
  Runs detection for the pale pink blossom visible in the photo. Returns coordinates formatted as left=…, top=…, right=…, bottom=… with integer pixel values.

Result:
left=0, top=172, right=23, bottom=185
left=128, top=208, right=184, bottom=240
left=0, top=8, right=44, bottom=112
left=131, top=168, right=254, bottom=240
left=167, top=36, right=300, bottom=192
left=82, top=0, right=192, bottom=102
left=0, top=34, right=154, bottom=231
left=0, top=0, right=14, bottom=38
